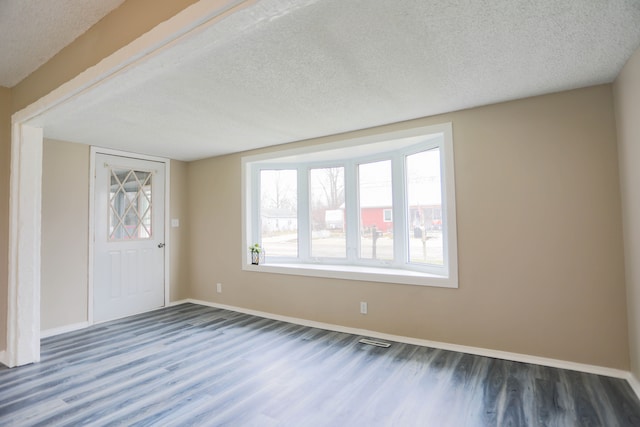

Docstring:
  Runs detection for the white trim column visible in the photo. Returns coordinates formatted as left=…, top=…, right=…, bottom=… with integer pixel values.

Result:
left=7, top=123, right=43, bottom=367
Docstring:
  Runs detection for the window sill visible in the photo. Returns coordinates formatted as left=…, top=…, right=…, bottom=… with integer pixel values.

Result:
left=242, top=262, right=458, bottom=288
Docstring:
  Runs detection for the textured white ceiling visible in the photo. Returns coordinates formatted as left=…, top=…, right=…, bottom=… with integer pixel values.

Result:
left=0, top=0, right=126, bottom=87
left=29, top=0, right=640, bottom=161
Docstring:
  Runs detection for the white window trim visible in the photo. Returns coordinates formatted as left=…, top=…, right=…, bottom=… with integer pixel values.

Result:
left=241, top=122, right=458, bottom=288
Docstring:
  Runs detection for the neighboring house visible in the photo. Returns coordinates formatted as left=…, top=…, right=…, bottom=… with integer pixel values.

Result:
left=360, top=205, right=442, bottom=234
left=261, top=208, right=298, bottom=233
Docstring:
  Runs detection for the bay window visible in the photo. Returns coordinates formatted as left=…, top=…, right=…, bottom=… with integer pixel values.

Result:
left=242, top=122, right=458, bottom=288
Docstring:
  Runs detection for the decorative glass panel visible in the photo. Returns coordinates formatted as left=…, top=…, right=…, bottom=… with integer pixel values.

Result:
left=109, top=168, right=153, bottom=240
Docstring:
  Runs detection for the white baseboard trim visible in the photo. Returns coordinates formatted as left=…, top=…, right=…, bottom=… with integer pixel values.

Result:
left=168, top=299, right=190, bottom=306
left=626, top=373, right=640, bottom=399
left=0, top=350, right=8, bottom=367
left=37, top=301, right=192, bottom=338
left=184, top=298, right=631, bottom=381
left=40, top=322, right=90, bottom=339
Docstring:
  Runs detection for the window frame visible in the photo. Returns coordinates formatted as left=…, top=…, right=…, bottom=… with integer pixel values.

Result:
left=242, top=122, right=458, bottom=288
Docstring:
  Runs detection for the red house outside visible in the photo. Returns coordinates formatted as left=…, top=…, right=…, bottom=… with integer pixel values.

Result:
left=359, top=205, right=442, bottom=236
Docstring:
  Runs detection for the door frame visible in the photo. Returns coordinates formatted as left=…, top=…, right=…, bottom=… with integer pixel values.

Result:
left=88, top=147, right=171, bottom=325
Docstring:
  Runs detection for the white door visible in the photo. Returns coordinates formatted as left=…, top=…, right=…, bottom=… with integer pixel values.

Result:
left=93, top=153, right=166, bottom=322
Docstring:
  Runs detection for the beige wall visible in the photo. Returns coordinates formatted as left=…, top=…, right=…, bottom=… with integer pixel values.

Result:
left=170, top=159, right=190, bottom=302
left=11, top=0, right=198, bottom=112
left=614, top=45, right=640, bottom=379
left=188, top=85, right=629, bottom=369
left=0, top=86, right=10, bottom=352
left=41, top=140, right=90, bottom=330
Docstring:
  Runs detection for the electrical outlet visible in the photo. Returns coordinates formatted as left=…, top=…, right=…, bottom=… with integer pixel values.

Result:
left=216, top=283, right=222, bottom=293
left=360, top=301, right=367, bottom=315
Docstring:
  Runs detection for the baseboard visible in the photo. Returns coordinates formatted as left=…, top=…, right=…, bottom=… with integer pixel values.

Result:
left=0, top=350, right=8, bottom=367
left=626, top=373, right=640, bottom=399
left=184, top=298, right=630, bottom=380
left=38, top=301, right=199, bottom=337
left=40, top=321, right=90, bottom=339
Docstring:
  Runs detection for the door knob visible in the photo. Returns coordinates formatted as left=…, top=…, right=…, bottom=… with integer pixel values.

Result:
left=158, top=243, right=165, bottom=248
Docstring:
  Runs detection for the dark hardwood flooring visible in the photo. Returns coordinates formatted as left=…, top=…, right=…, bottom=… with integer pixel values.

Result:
left=1, top=303, right=639, bottom=426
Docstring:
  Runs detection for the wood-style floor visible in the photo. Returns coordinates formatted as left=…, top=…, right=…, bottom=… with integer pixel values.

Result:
left=1, top=303, right=639, bottom=426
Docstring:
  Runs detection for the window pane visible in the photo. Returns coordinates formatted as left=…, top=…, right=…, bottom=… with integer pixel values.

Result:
left=310, top=167, right=345, bottom=258
left=407, top=149, right=443, bottom=265
left=358, top=160, right=393, bottom=260
left=260, top=170, right=298, bottom=257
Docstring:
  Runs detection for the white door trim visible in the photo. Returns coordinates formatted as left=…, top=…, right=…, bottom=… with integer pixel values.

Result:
left=88, top=147, right=171, bottom=325
left=7, top=0, right=252, bottom=366
left=6, top=125, right=43, bottom=367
